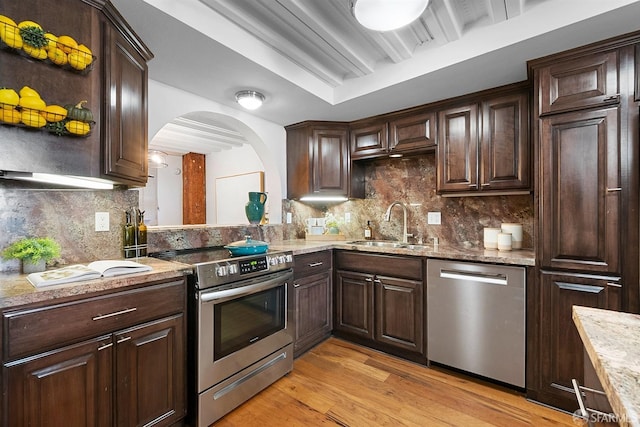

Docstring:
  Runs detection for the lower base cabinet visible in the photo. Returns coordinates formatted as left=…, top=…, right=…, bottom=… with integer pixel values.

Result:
left=334, top=251, right=425, bottom=362
left=529, top=270, right=621, bottom=411
left=2, top=278, right=187, bottom=427
left=290, top=251, right=333, bottom=357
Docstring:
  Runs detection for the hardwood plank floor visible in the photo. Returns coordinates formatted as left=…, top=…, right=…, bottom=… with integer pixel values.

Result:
left=214, top=338, right=576, bottom=426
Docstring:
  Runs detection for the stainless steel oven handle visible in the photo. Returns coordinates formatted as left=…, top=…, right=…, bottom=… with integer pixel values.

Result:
left=200, top=274, right=289, bottom=302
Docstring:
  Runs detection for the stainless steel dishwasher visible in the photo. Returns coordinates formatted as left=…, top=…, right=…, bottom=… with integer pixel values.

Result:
left=427, top=259, right=525, bottom=388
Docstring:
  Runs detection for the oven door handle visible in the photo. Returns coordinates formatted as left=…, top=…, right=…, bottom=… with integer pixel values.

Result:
left=200, top=274, right=288, bottom=302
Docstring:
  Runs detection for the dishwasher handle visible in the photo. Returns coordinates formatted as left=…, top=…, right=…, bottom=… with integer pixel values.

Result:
left=440, top=269, right=508, bottom=285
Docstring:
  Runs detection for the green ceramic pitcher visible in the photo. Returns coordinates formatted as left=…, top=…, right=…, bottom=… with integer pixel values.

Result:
left=245, top=192, right=267, bottom=224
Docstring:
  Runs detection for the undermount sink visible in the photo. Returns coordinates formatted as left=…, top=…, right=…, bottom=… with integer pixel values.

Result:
left=347, top=241, right=431, bottom=250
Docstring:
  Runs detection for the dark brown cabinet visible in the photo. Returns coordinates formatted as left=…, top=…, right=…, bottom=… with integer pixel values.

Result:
left=437, top=86, right=530, bottom=194
left=2, top=279, right=187, bottom=427
left=102, top=18, right=151, bottom=185
left=535, top=271, right=621, bottom=410
left=537, top=51, right=619, bottom=115
left=539, top=107, right=620, bottom=274
left=289, top=251, right=333, bottom=357
left=349, top=112, right=436, bottom=160
left=286, top=122, right=364, bottom=199
left=334, top=251, right=424, bottom=362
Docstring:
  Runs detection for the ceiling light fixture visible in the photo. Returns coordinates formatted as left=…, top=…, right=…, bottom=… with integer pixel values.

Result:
left=352, top=0, right=430, bottom=32
left=235, top=90, right=265, bottom=110
left=148, top=150, right=168, bottom=169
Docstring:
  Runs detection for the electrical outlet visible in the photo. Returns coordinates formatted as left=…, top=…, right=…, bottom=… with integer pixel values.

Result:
left=345, top=212, right=351, bottom=223
left=427, top=212, right=441, bottom=225
left=286, top=212, right=292, bottom=224
left=95, top=212, right=110, bottom=231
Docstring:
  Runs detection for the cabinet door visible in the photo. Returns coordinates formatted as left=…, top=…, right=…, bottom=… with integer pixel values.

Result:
left=312, top=128, right=349, bottom=195
left=389, top=111, right=437, bottom=154
left=480, top=91, right=530, bottom=190
left=538, top=51, right=619, bottom=115
left=5, top=336, right=112, bottom=427
left=350, top=121, right=388, bottom=159
left=374, top=275, right=423, bottom=354
left=437, top=104, right=479, bottom=192
left=334, top=270, right=374, bottom=339
left=102, top=22, right=149, bottom=186
left=540, top=107, right=620, bottom=273
left=291, top=271, right=332, bottom=357
left=115, top=314, right=185, bottom=427
left=537, top=271, right=621, bottom=411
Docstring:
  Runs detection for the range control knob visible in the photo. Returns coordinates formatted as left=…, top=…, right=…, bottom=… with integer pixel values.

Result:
left=228, top=264, right=238, bottom=275
left=285, top=254, right=293, bottom=263
left=216, top=265, right=228, bottom=277
left=278, top=255, right=286, bottom=264
left=269, top=256, right=278, bottom=266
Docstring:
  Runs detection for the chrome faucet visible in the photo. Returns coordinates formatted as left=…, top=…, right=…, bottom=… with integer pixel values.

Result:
left=384, top=201, right=413, bottom=243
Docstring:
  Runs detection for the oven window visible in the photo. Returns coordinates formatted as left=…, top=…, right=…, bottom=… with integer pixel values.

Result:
left=213, top=284, right=285, bottom=360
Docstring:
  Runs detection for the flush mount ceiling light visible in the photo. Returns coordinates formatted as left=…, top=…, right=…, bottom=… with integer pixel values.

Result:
left=148, top=150, right=168, bottom=169
left=352, top=0, right=430, bottom=32
left=235, top=90, right=265, bottom=110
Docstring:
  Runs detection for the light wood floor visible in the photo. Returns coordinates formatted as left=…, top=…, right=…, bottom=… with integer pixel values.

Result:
left=214, top=338, right=576, bottom=426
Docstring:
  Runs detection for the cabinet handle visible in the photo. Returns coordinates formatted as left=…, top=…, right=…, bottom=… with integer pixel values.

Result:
left=365, top=277, right=373, bottom=282
left=481, top=183, right=491, bottom=187
left=607, top=282, right=622, bottom=288
left=117, top=336, right=132, bottom=344
left=97, top=342, right=113, bottom=351
left=606, top=187, right=622, bottom=192
left=603, top=95, right=619, bottom=102
left=468, top=184, right=478, bottom=189
left=92, top=307, right=137, bottom=321
left=373, top=278, right=382, bottom=284
left=308, top=262, right=323, bottom=267
left=293, top=283, right=300, bottom=288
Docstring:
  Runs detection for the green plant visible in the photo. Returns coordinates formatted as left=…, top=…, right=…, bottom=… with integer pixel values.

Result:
left=2, top=237, right=61, bottom=264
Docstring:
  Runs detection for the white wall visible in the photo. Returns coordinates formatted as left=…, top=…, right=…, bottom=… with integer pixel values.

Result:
left=146, top=79, right=286, bottom=224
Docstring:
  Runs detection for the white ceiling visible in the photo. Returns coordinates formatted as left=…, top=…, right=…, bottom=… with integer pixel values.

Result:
left=110, top=0, right=640, bottom=154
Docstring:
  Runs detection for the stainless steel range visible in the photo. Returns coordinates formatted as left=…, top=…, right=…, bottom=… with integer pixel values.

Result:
left=151, top=247, right=294, bottom=427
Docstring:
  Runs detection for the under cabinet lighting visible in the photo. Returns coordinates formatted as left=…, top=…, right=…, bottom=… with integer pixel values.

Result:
left=0, top=171, right=114, bottom=189
left=299, top=195, right=349, bottom=202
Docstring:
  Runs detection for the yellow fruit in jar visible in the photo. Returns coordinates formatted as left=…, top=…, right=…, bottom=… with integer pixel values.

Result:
left=0, top=15, right=17, bottom=28
left=19, top=86, right=40, bottom=99
left=0, top=108, right=20, bottom=124
left=65, top=120, right=90, bottom=135
left=67, top=52, right=87, bottom=70
left=77, top=44, right=93, bottom=65
left=20, top=109, right=46, bottom=127
left=0, top=88, right=20, bottom=107
left=47, top=47, right=67, bottom=65
left=56, top=35, right=77, bottom=54
left=22, top=44, right=47, bottom=60
left=42, top=105, right=67, bottom=122
left=17, top=20, right=42, bottom=30
left=0, top=24, right=23, bottom=49
left=19, top=96, right=46, bottom=111
left=43, top=32, right=57, bottom=50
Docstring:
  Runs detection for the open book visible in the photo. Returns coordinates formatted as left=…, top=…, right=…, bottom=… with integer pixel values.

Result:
left=27, top=260, right=152, bottom=288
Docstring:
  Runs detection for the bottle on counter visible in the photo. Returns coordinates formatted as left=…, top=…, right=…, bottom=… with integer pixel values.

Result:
left=364, top=220, right=373, bottom=240
left=123, top=210, right=136, bottom=258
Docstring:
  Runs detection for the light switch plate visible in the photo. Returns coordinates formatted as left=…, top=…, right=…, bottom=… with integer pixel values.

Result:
left=427, top=212, right=441, bottom=225
left=345, top=212, right=351, bottom=223
left=95, top=212, right=110, bottom=231
left=286, top=212, right=292, bottom=224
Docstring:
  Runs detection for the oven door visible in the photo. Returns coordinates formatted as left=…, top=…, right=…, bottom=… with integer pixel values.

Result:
left=197, top=269, right=293, bottom=392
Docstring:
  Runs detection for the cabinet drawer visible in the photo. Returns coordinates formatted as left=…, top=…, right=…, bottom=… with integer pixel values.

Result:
left=294, top=251, right=332, bottom=279
left=3, top=279, right=185, bottom=360
left=335, top=251, right=423, bottom=280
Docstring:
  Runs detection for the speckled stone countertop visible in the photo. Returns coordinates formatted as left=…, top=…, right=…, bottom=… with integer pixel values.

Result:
left=0, top=258, right=192, bottom=310
left=573, top=306, right=640, bottom=427
left=269, top=239, right=535, bottom=266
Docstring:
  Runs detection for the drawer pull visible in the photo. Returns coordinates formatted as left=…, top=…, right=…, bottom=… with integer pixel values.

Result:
left=97, top=342, right=113, bottom=351
left=606, top=187, right=622, bottom=192
left=293, top=283, right=300, bottom=288
left=365, top=277, right=373, bottom=283
left=92, top=307, right=137, bottom=321
left=308, top=262, right=324, bottom=267
left=117, top=336, right=132, bottom=344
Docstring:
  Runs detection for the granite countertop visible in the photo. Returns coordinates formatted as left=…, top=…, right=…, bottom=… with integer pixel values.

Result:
left=0, top=257, right=193, bottom=310
left=572, top=306, right=640, bottom=427
left=270, top=239, right=535, bottom=266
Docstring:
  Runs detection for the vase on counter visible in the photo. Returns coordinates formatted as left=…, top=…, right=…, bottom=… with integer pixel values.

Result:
left=245, top=192, right=267, bottom=224
left=22, top=259, right=46, bottom=274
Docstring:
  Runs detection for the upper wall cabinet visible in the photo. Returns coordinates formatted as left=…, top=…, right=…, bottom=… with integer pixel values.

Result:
left=537, top=51, right=619, bottom=115
left=437, top=84, right=530, bottom=195
left=286, top=121, right=364, bottom=200
left=350, top=111, right=436, bottom=160
left=0, top=0, right=152, bottom=187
